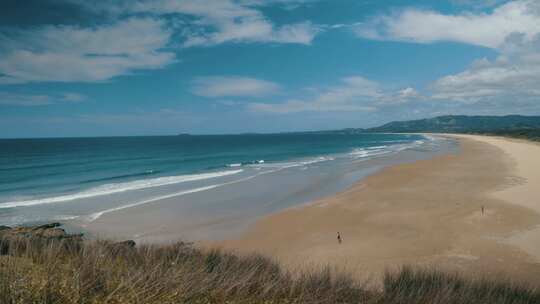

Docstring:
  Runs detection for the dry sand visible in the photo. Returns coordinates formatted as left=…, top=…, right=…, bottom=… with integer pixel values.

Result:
left=217, top=135, right=540, bottom=285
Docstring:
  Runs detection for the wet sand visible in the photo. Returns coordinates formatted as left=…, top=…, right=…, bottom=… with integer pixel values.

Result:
left=217, top=135, right=540, bottom=285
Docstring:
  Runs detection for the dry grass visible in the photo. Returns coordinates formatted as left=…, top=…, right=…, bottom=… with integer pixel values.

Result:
left=0, top=236, right=538, bottom=304
left=382, top=267, right=540, bottom=304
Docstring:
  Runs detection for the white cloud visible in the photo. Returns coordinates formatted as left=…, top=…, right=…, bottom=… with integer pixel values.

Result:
left=354, top=0, right=540, bottom=110
left=0, top=18, right=175, bottom=84
left=355, top=0, right=540, bottom=49
left=74, top=0, right=320, bottom=47
left=450, top=0, right=507, bottom=9
left=431, top=34, right=540, bottom=103
left=215, top=100, right=243, bottom=106
left=61, top=93, right=86, bottom=103
left=0, top=92, right=86, bottom=106
left=398, top=87, right=420, bottom=99
left=132, top=0, right=320, bottom=46
left=0, top=0, right=320, bottom=84
left=183, top=20, right=319, bottom=47
left=248, top=76, right=416, bottom=113
left=248, top=100, right=376, bottom=113
left=192, top=76, right=280, bottom=98
left=417, top=6, right=540, bottom=105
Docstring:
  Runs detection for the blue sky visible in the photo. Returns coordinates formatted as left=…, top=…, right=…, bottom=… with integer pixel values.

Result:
left=0, top=0, right=539, bottom=137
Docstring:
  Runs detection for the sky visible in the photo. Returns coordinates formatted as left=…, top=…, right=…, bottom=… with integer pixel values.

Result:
left=0, top=0, right=539, bottom=138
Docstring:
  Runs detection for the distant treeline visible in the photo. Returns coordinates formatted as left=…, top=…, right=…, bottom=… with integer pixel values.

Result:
left=475, top=129, right=540, bottom=141
left=366, top=115, right=540, bottom=134
left=307, top=115, right=540, bottom=141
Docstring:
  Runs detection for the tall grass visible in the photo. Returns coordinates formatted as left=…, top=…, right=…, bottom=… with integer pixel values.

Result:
left=0, top=236, right=538, bottom=303
left=0, top=236, right=368, bottom=303
left=382, top=267, right=540, bottom=304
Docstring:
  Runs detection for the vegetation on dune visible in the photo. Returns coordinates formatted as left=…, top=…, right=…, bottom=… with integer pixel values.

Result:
left=383, top=267, right=540, bottom=304
left=1, top=225, right=539, bottom=304
left=0, top=236, right=368, bottom=304
left=366, top=115, right=540, bottom=134
left=308, top=115, right=540, bottom=141
left=478, top=129, right=540, bottom=141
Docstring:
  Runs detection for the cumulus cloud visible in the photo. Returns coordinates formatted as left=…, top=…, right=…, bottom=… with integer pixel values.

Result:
left=398, top=87, right=420, bottom=99
left=355, top=0, right=540, bottom=49
left=355, top=0, right=540, bottom=111
left=192, top=76, right=280, bottom=98
left=248, top=76, right=416, bottom=113
left=130, top=0, right=320, bottom=46
left=0, top=0, right=320, bottom=84
left=183, top=20, right=319, bottom=47
left=0, top=18, right=175, bottom=84
left=431, top=33, right=540, bottom=103
left=70, top=0, right=320, bottom=47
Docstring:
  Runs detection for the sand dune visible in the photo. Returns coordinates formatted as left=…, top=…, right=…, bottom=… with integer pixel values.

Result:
left=218, top=135, right=540, bottom=285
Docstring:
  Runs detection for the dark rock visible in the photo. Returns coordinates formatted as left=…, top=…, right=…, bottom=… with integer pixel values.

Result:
left=32, top=223, right=61, bottom=230
left=3, top=223, right=65, bottom=237
left=0, top=223, right=84, bottom=255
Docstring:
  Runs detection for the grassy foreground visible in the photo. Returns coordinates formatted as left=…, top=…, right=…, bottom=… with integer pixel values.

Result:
left=0, top=236, right=539, bottom=304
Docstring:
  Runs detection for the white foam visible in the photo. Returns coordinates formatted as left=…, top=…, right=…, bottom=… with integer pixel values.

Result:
left=422, top=134, right=437, bottom=141
left=228, top=160, right=263, bottom=167
left=349, top=147, right=390, bottom=158
left=0, top=169, right=243, bottom=209
left=380, top=140, right=409, bottom=143
left=298, top=156, right=335, bottom=166
left=349, top=140, right=429, bottom=159
left=349, top=149, right=370, bottom=158
left=86, top=184, right=221, bottom=222
left=53, top=215, right=80, bottom=221
left=254, top=156, right=334, bottom=169
left=87, top=168, right=278, bottom=222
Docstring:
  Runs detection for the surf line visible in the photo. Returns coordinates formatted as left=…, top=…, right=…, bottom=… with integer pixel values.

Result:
left=0, top=169, right=243, bottom=209
left=86, top=167, right=284, bottom=222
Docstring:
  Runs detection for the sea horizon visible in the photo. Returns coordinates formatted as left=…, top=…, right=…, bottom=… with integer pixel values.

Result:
left=0, top=128, right=384, bottom=140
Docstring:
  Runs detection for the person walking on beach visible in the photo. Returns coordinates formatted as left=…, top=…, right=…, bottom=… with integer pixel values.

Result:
left=337, top=232, right=342, bottom=244
left=481, top=205, right=485, bottom=215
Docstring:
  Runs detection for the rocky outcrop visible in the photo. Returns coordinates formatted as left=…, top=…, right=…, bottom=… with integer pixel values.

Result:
left=0, top=223, right=137, bottom=256
left=0, top=223, right=84, bottom=255
left=0, top=222, right=83, bottom=240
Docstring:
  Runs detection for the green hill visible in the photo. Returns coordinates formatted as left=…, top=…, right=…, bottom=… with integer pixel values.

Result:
left=367, top=115, right=540, bottom=134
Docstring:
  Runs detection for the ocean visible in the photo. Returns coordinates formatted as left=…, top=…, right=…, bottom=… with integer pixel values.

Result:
left=0, top=133, right=456, bottom=241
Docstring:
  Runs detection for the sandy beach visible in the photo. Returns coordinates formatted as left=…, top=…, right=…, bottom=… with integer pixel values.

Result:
left=218, top=135, right=540, bottom=285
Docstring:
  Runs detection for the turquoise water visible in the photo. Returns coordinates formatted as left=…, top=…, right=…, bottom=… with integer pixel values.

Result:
left=0, top=133, right=453, bottom=240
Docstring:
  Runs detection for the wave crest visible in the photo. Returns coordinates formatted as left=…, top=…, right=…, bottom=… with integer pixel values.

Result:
left=0, top=169, right=243, bottom=209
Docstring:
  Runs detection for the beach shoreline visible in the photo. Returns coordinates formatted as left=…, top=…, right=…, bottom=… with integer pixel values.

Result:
left=69, top=134, right=453, bottom=243
left=215, top=134, right=540, bottom=285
